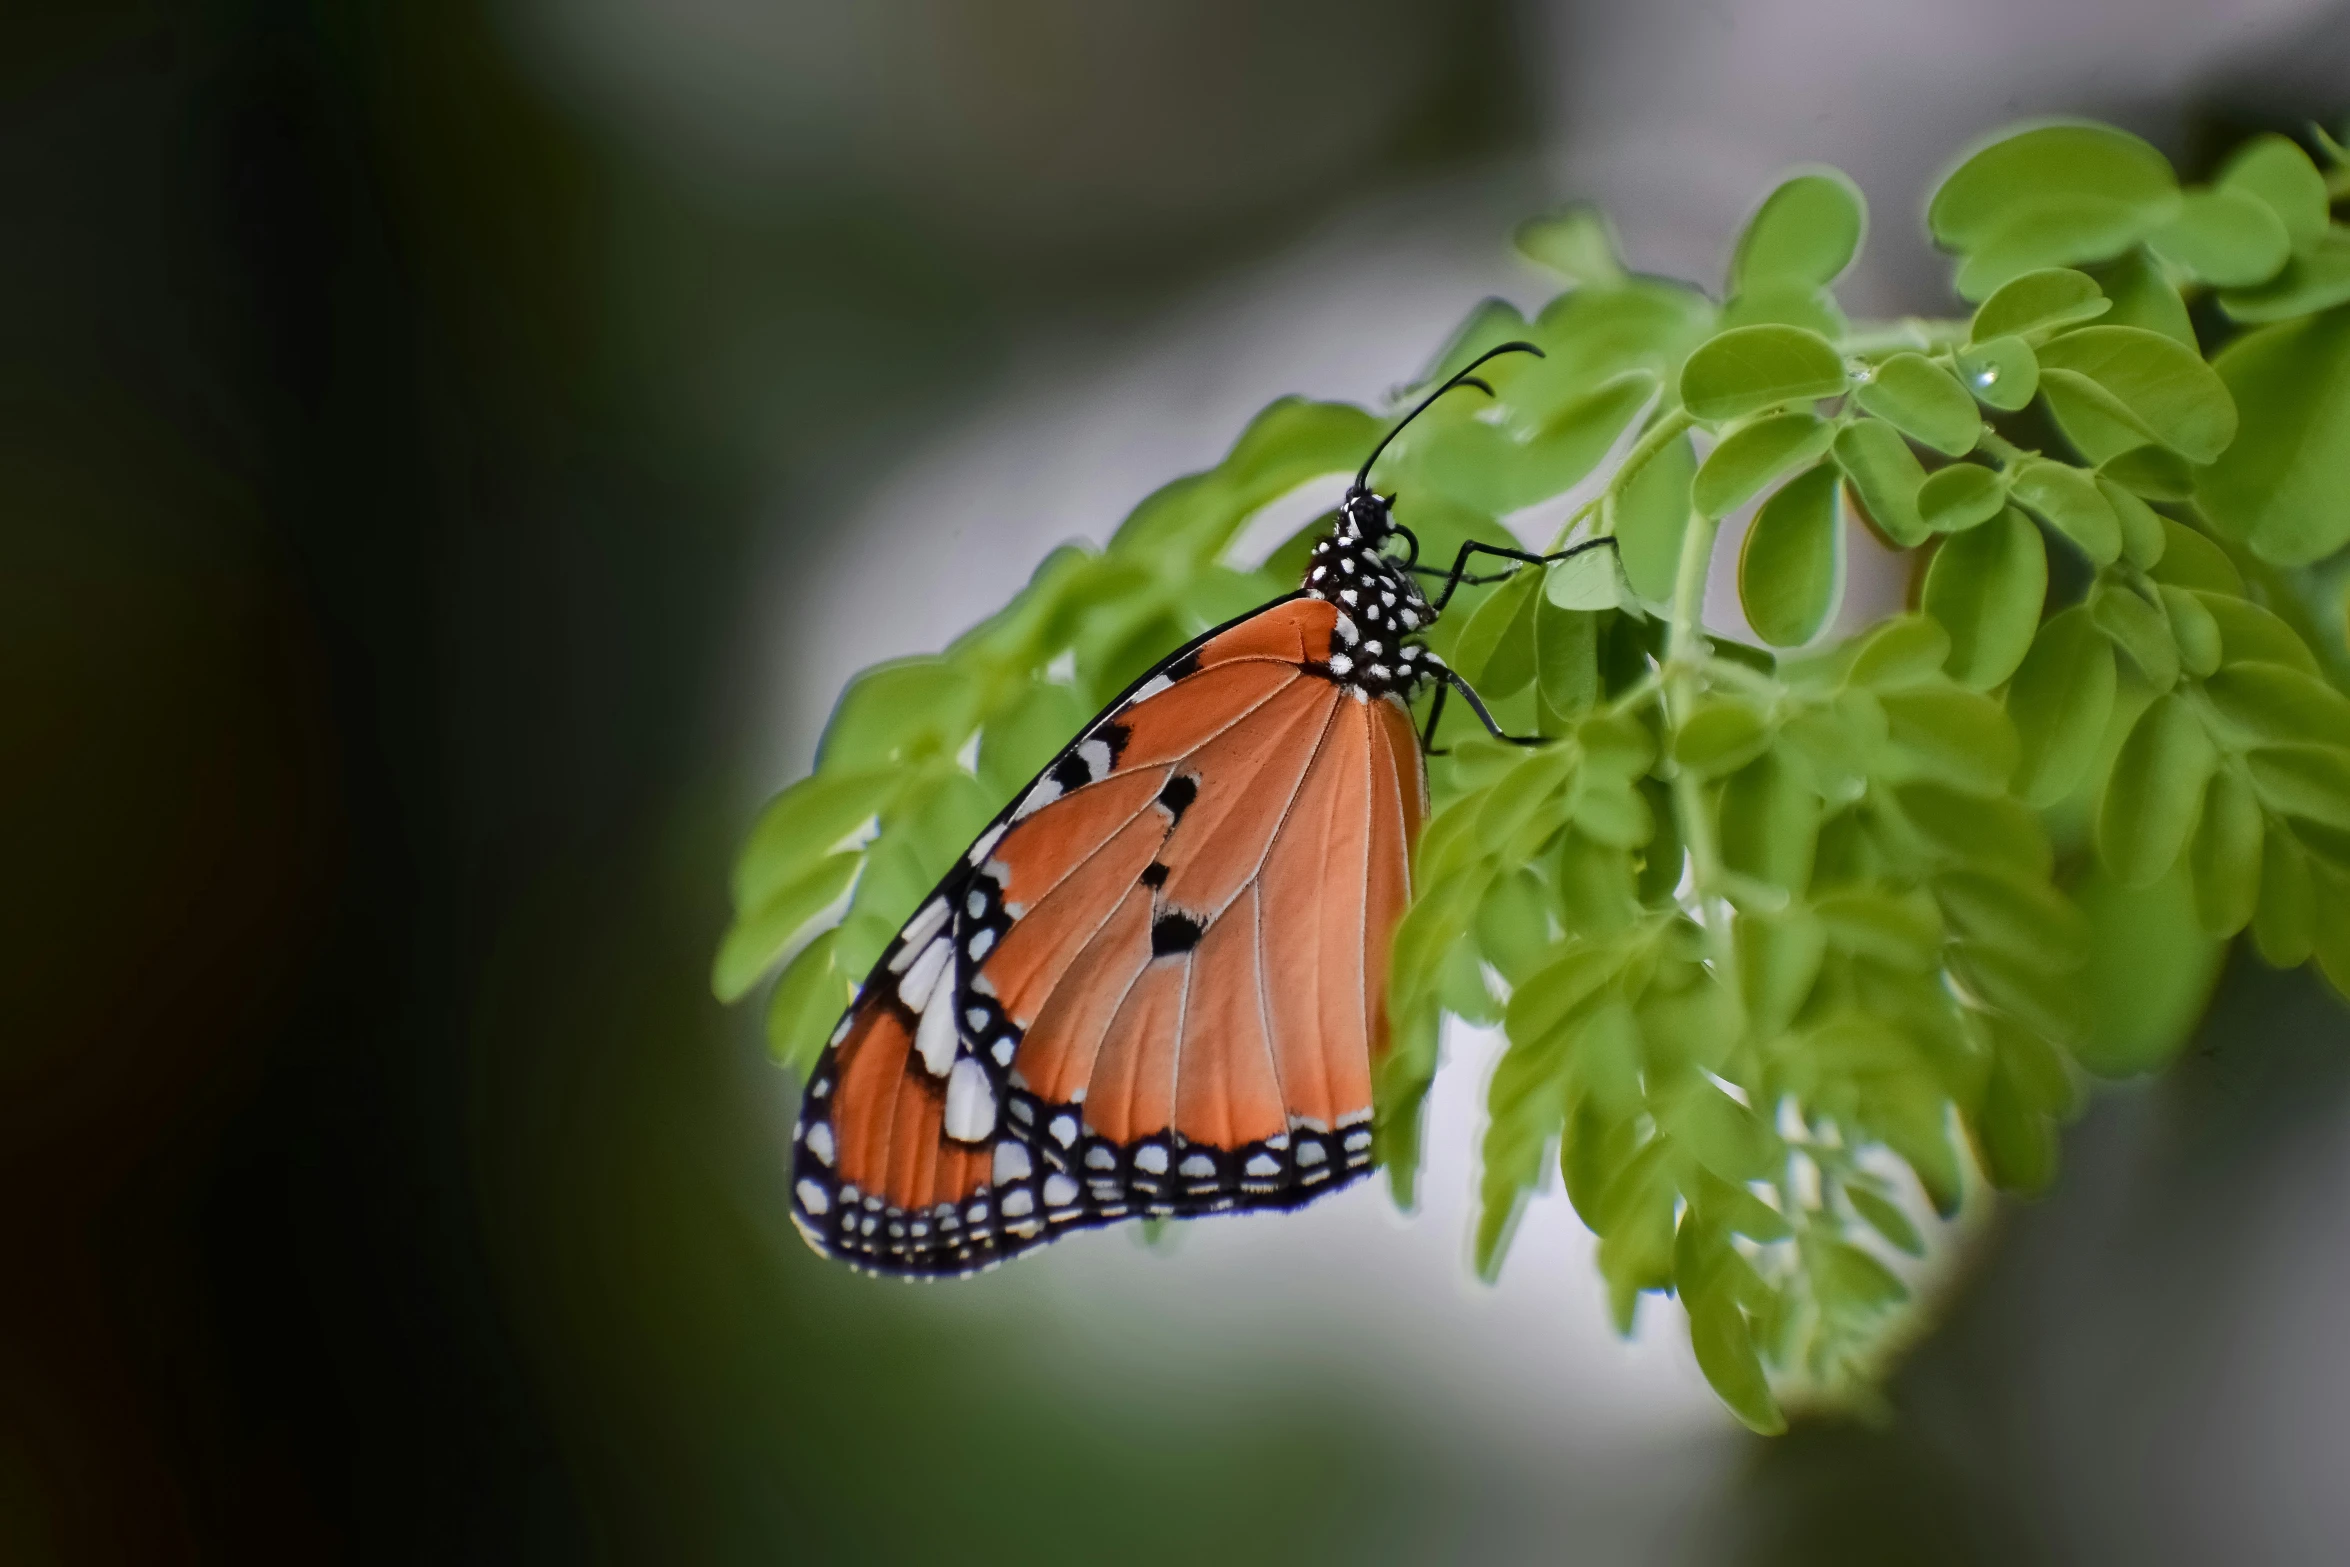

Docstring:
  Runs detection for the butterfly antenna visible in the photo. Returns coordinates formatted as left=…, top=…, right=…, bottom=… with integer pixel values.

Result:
left=1354, top=340, right=1545, bottom=489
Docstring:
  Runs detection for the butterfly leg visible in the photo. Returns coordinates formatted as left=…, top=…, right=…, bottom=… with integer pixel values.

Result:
left=1418, top=665, right=1546, bottom=753
left=1415, top=536, right=1620, bottom=614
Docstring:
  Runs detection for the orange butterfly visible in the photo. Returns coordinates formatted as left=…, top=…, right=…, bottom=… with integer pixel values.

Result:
left=792, top=343, right=1614, bottom=1275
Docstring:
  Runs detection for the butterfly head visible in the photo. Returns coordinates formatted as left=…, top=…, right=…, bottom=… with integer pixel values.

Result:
left=1336, top=483, right=1397, bottom=547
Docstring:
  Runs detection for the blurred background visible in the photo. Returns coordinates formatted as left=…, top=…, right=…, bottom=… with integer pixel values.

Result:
left=9, top=1, right=2350, bottom=1561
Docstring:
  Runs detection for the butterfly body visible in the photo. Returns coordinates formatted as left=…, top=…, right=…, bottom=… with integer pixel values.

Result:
left=791, top=491, right=1445, bottom=1277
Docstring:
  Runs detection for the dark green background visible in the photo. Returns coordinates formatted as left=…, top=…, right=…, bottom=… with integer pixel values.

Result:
left=9, top=2, right=2350, bottom=1561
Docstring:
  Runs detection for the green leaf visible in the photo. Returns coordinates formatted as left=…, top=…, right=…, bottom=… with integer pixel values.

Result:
left=1847, top=613, right=1950, bottom=688
left=2202, top=662, right=2350, bottom=750
left=1680, top=325, right=1849, bottom=423
left=2219, top=230, right=2350, bottom=323
left=1922, top=507, right=2048, bottom=689
left=1735, top=908, right=1826, bottom=1038
left=712, top=850, right=863, bottom=1003
left=1732, top=170, right=1867, bottom=292
left=2099, top=444, right=2198, bottom=501
left=2073, top=860, right=2224, bottom=1076
left=2096, top=476, right=2168, bottom=570
left=1504, top=942, right=1622, bottom=1046
left=1667, top=1079, right=1783, bottom=1185
left=2097, top=693, right=2217, bottom=887
left=1957, top=336, right=2040, bottom=411
left=763, top=930, right=853, bottom=1074
left=1676, top=699, right=1771, bottom=778
left=2034, top=327, right=2238, bottom=465
left=1847, top=1185, right=1926, bottom=1257
left=2247, top=746, right=2350, bottom=830
left=1535, top=598, right=1601, bottom=716
left=818, top=657, right=978, bottom=771
left=1543, top=543, right=1630, bottom=612
left=2008, top=459, right=2121, bottom=566
left=1694, top=412, right=1836, bottom=518
left=2148, top=519, right=2244, bottom=596
left=1720, top=283, right=1845, bottom=339
left=1899, top=784, right=2048, bottom=879
left=1932, top=126, right=2179, bottom=298
left=2159, top=586, right=2223, bottom=680
left=2146, top=188, right=2292, bottom=287
left=1970, top=267, right=2112, bottom=342
left=2220, top=133, right=2330, bottom=246
left=1515, top=204, right=1627, bottom=286
left=2089, top=248, right=2194, bottom=348
left=2002, top=610, right=2115, bottom=808
left=2199, top=595, right=2317, bottom=673
left=1917, top=464, right=2007, bottom=535
left=1816, top=1239, right=1911, bottom=1314
left=1719, top=751, right=1819, bottom=897
left=2196, top=310, right=2350, bottom=566
left=2091, top=582, right=2180, bottom=692
left=2253, top=828, right=2315, bottom=967
left=1420, top=372, right=1657, bottom=514
left=1881, top=690, right=2020, bottom=794
left=1855, top=355, right=1981, bottom=456
left=1738, top=462, right=1844, bottom=646
left=1833, top=419, right=1929, bottom=547
left=2190, top=766, right=2264, bottom=937
left=1688, top=1290, right=1786, bottom=1435
left=1814, top=886, right=1943, bottom=970
left=1935, top=866, right=2089, bottom=972
left=731, top=768, right=889, bottom=914
left=1449, top=566, right=1544, bottom=696
left=1615, top=429, right=1699, bottom=604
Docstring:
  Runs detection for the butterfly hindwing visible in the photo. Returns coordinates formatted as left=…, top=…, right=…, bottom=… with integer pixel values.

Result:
left=791, top=595, right=1426, bottom=1276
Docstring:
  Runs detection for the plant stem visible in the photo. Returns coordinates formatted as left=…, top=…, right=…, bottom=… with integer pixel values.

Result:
left=1663, top=507, right=1736, bottom=973
left=1557, top=406, right=1695, bottom=550
left=1839, top=318, right=1971, bottom=356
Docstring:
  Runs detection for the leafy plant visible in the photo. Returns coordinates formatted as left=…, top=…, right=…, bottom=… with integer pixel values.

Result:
left=718, top=120, right=2350, bottom=1432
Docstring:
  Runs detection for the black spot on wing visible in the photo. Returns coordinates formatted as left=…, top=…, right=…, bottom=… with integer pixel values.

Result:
left=1150, top=911, right=1205, bottom=957
left=1157, top=774, right=1197, bottom=820
left=1138, top=862, right=1169, bottom=889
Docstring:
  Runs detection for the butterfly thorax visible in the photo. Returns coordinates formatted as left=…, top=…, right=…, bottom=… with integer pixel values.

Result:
left=1301, top=488, right=1437, bottom=701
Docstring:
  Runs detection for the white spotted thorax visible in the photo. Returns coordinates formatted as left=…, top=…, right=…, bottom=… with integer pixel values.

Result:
left=1302, top=486, right=1441, bottom=702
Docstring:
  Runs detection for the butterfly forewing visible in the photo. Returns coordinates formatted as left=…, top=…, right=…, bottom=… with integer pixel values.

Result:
left=790, top=595, right=1427, bottom=1276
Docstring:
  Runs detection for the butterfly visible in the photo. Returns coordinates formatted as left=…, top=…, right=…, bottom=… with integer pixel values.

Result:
left=790, top=342, right=1617, bottom=1276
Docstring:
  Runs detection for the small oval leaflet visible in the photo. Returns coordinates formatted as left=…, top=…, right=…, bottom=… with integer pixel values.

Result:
left=1680, top=325, right=1848, bottom=423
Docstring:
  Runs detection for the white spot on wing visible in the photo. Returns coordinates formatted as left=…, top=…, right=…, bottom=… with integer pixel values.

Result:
left=944, top=1057, right=998, bottom=1141
left=805, top=1123, right=835, bottom=1167
left=889, top=898, right=950, bottom=970
left=1001, top=1187, right=1035, bottom=1218
left=1043, top=1173, right=1078, bottom=1207
left=1076, top=738, right=1112, bottom=779
left=966, top=823, right=1006, bottom=865
left=914, top=954, right=960, bottom=1076
left=1179, top=1152, right=1216, bottom=1179
left=1130, top=673, right=1175, bottom=703
left=898, top=936, right=951, bottom=1009
left=1134, top=1145, right=1169, bottom=1175
left=796, top=1179, right=829, bottom=1215
left=992, top=1141, right=1032, bottom=1184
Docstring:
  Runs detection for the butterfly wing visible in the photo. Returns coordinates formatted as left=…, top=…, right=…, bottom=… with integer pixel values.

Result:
left=790, top=597, right=1426, bottom=1276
